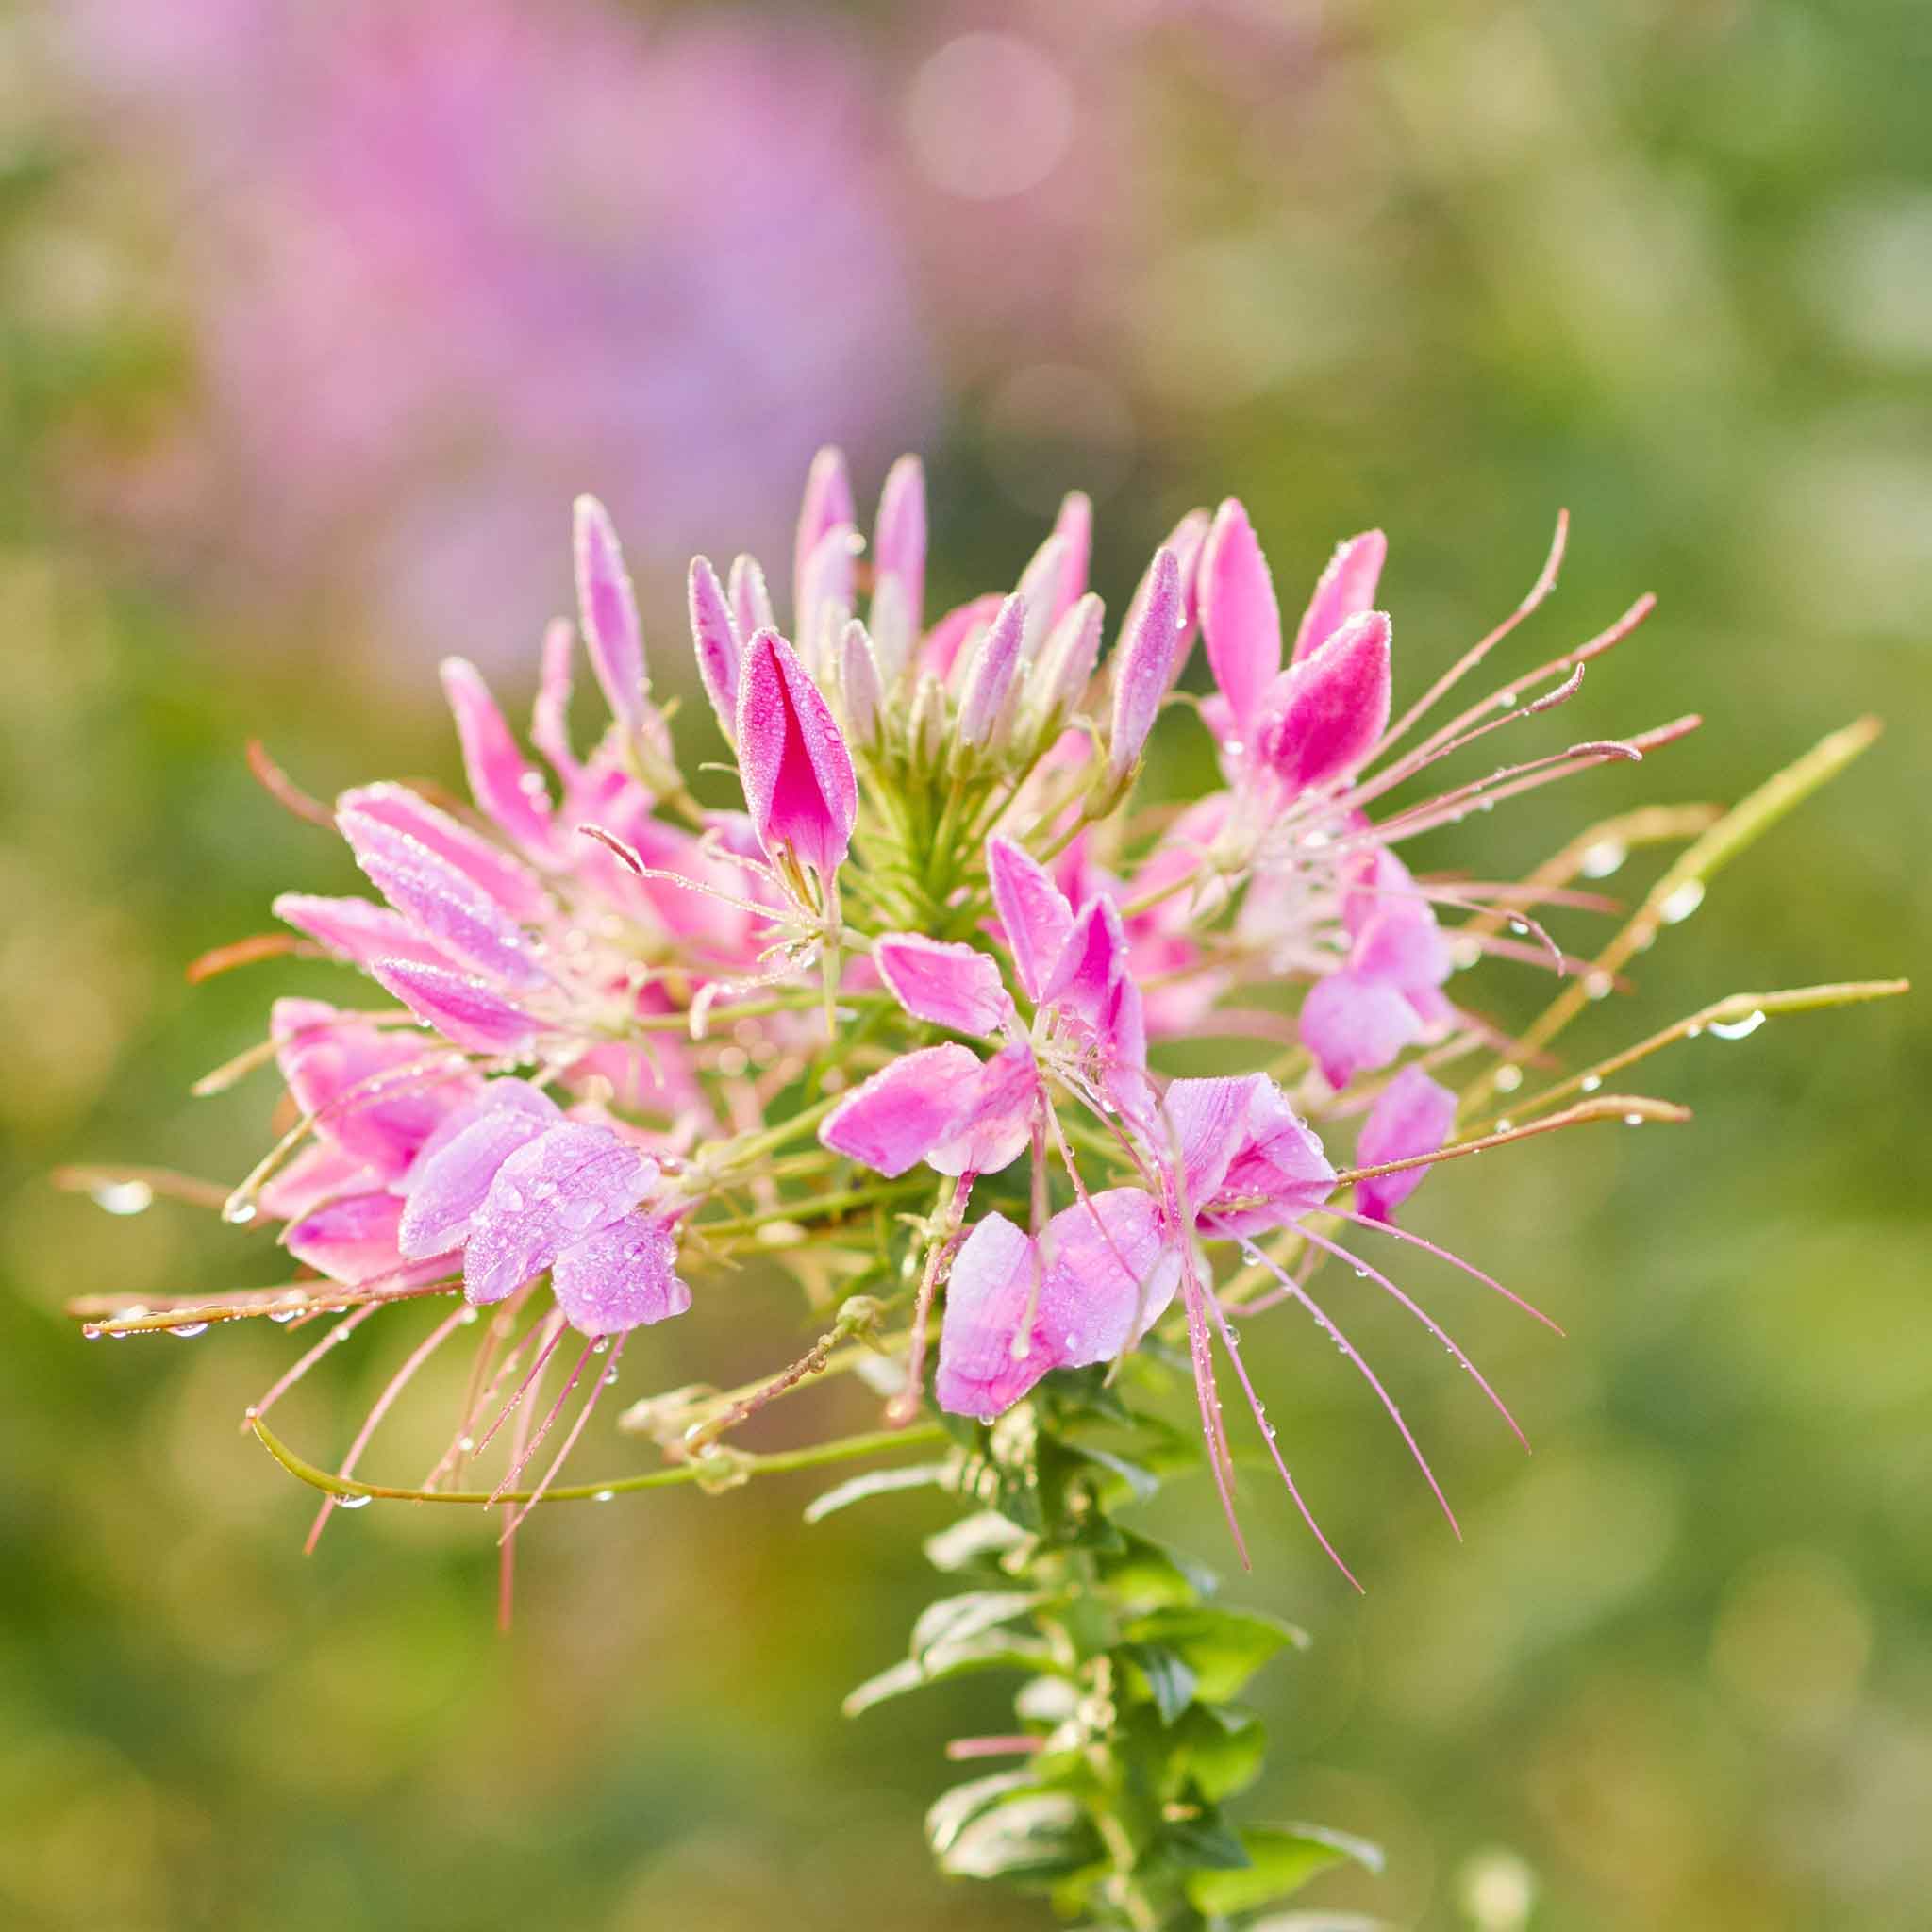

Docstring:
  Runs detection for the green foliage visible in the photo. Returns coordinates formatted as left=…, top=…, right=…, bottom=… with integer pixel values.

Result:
left=827, top=1374, right=1380, bottom=1927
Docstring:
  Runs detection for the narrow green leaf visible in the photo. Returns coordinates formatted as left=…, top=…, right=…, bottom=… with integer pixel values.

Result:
left=803, top=1460, right=951, bottom=1523
left=843, top=1630, right=1057, bottom=1717
left=1120, top=1642, right=1199, bottom=1725
left=940, top=1794, right=1103, bottom=1883
left=924, top=1509, right=1031, bottom=1573
left=1161, top=1810, right=1251, bottom=1871
left=1065, top=1442, right=1160, bottom=1503
left=926, top=1771, right=1039, bottom=1855
left=1173, top=1703, right=1267, bottom=1804
left=910, top=1590, right=1046, bottom=1661
left=1185, top=1824, right=1384, bottom=1917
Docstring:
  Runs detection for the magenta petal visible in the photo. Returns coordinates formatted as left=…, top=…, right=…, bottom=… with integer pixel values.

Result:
left=927, top=1041, right=1040, bottom=1178
left=735, top=629, right=858, bottom=881
left=1355, top=1065, right=1457, bottom=1224
left=273, top=893, right=452, bottom=973
left=1108, top=545, right=1183, bottom=777
left=1041, top=895, right=1129, bottom=1027
left=1258, top=609, right=1392, bottom=794
left=1200, top=498, right=1283, bottom=734
left=986, top=835, right=1075, bottom=1004
left=340, top=782, right=551, bottom=924
left=688, top=556, right=742, bottom=736
left=370, top=958, right=541, bottom=1058
left=462, top=1123, right=654, bottom=1306
left=258, top=1141, right=381, bottom=1224
left=551, top=1215, right=691, bottom=1338
left=397, top=1091, right=561, bottom=1260
left=1292, top=529, right=1387, bottom=665
left=820, top=1043, right=983, bottom=1176
left=340, top=809, right=549, bottom=992
left=1298, top=969, right=1421, bottom=1091
left=284, top=1191, right=421, bottom=1287
left=440, top=658, right=556, bottom=858
left=574, top=495, right=647, bottom=733
left=272, top=998, right=467, bottom=1174
left=1352, top=904, right=1450, bottom=996
left=874, top=934, right=1014, bottom=1036
left=1217, top=1079, right=1336, bottom=1226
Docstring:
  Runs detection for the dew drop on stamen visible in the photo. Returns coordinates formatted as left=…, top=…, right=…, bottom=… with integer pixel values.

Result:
left=1659, top=879, right=1706, bottom=924
left=458, top=1435, right=475, bottom=1454
left=1583, top=971, right=1613, bottom=1001
left=458, top=1306, right=479, bottom=1325
left=1708, top=1009, right=1766, bottom=1041
left=170, top=1323, right=208, bottom=1339
left=593, top=1489, right=615, bottom=1503
left=1496, top=1117, right=1513, bottom=1132
left=1580, top=839, right=1627, bottom=878
left=1493, top=1063, right=1524, bottom=1092
left=1581, top=1073, right=1603, bottom=1091
left=335, top=1493, right=373, bottom=1510
left=91, top=1179, right=154, bottom=1216
left=223, top=1200, right=258, bottom=1225
left=1508, top=919, right=1529, bottom=936
left=1624, top=1112, right=1645, bottom=1126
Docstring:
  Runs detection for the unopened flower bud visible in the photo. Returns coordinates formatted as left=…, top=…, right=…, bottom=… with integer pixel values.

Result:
left=1108, top=546, right=1183, bottom=783
left=688, top=556, right=741, bottom=740
left=1025, top=591, right=1104, bottom=739
left=907, top=671, right=948, bottom=768
left=953, top=593, right=1027, bottom=759
left=836, top=617, right=885, bottom=748
left=574, top=494, right=649, bottom=733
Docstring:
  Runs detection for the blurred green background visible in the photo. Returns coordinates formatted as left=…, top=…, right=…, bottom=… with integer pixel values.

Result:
left=3, top=2, right=1925, bottom=1927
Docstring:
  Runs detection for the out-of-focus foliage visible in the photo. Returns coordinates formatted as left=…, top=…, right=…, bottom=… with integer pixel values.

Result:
left=1, top=2, right=1924, bottom=1927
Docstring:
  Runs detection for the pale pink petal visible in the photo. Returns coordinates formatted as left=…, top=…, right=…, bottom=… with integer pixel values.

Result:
left=463, top=1123, right=655, bottom=1306
left=793, top=444, right=855, bottom=628
left=1297, top=968, right=1421, bottom=1090
left=735, top=629, right=858, bottom=882
left=551, top=1214, right=691, bottom=1337
left=954, top=593, right=1027, bottom=748
left=797, top=522, right=860, bottom=663
left=1355, top=1065, right=1457, bottom=1224
left=1108, top=546, right=1183, bottom=779
left=1257, top=609, right=1392, bottom=794
left=531, top=618, right=579, bottom=778
left=986, top=835, right=1075, bottom=1004
left=1352, top=904, right=1451, bottom=997
left=922, top=591, right=1004, bottom=681
left=574, top=495, right=647, bottom=733
left=397, top=1095, right=561, bottom=1260
left=1217, top=1079, right=1337, bottom=1227
left=1012, top=536, right=1068, bottom=661
left=727, top=554, right=776, bottom=641
left=933, top=1214, right=1045, bottom=1419
left=273, top=893, right=452, bottom=973
left=1200, top=498, right=1282, bottom=734
left=440, top=658, right=556, bottom=858
left=874, top=934, right=1014, bottom=1036
left=820, top=1043, right=983, bottom=1176
left=686, top=556, right=742, bottom=741
left=369, top=959, right=541, bottom=1058
left=927, top=1042, right=1039, bottom=1178
left=1125, top=508, right=1209, bottom=682
left=339, top=782, right=551, bottom=925
left=258, top=1142, right=383, bottom=1224
left=1047, top=491, right=1092, bottom=625
left=1159, top=1075, right=1261, bottom=1207
left=1031, top=592, right=1105, bottom=725
left=872, top=454, right=926, bottom=641
left=1292, top=529, right=1387, bottom=665
left=339, top=808, right=549, bottom=992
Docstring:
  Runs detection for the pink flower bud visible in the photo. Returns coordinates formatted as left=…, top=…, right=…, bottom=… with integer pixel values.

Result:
left=1200, top=498, right=1282, bottom=735
left=1026, top=591, right=1104, bottom=734
left=835, top=618, right=885, bottom=747
left=1354, top=1064, right=1457, bottom=1224
left=793, top=444, right=854, bottom=629
left=735, top=628, right=858, bottom=883
left=954, top=593, right=1027, bottom=752
left=688, top=556, right=741, bottom=739
left=1257, top=608, right=1392, bottom=795
left=727, top=553, right=775, bottom=641
left=1108, top=545, right=1182, bottom=780
left=1292, top=529, right=1387, bottom=664
left=871, top=453, right=926, bottom=643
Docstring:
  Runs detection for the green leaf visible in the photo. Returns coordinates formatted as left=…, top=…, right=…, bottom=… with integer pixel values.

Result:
left=803, top=1460, right=951, bottom=1523
left=1161, top=1809, right=1251, bottom=1871
left=1064, top=1441, right=1160, bottom=1503
left=843, top=1630, right=1057, bottom=1717
left=926, top=1771, right=1039, bottom=1854
left=1172, top=1703, right=1267, bottom=1804
left=1184, top=1824, right=1384, bottom=1917
left=910, top=1590, right=1045, bottom=1660
left=1119, top=1642, right=1199, bottom=1725
left=1121, top=1607, right=1309, bottom=1702
left=924, top=1509, right=1031, bottom=1573
left=1097, top=1529, right=1218, bottom=1610
left=939, top=1793, right=1103, bottom=1883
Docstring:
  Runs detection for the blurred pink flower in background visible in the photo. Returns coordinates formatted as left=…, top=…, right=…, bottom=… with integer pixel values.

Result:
left=61, top=0, right=933, bottom=662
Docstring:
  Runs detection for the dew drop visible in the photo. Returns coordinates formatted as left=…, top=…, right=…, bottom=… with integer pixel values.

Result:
left=1493, top=1063, right=1524, bottom=1093
left=169, top=1323, right=208, bottom=1339
left=81, top=1324, right=102, bottom=1341
left=1658, top=879, right=1706, bottom=924
left=223, top=1199, right=259, bottom=1226
left=91, top=1179, right=154, bottom=1217
left=335, top=1493, right=373, bottom=1510
left=1583, top=970, right=1613, bottom=1001
left=1579, top=839, right=1627, bottom=878
left=1580, top=1073, right=1603, bottom=1092
left=593, top=1489, right=616, bottom=1503
left=458, top=1435, right=475, bottom=1454
left=1624, top=1111, right=1645, bottom=1127
left=1708, top=1008, right=1766, bottom=1041
left=1497, top=690, right=1519, bottom=708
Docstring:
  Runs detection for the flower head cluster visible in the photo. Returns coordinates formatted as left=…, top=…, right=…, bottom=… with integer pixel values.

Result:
left=71, top=440, right=1893, bottom=1597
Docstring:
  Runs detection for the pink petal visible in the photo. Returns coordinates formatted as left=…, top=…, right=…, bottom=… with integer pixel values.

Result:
left=284, top=1191, right=421, bottom=1286
left=1199, top=498, right=1283, bottom=735
left=1217, top=1079, right=1336, bottom=1226
left=440, top=658, right=556, bottom=859
left=728, top=554, right=776, bottom=641
left=688, top=556, right=742, bottom=737
left=874, top=934, right=1014, bottom=1036
left=793, top=444, right=855, bottom=630
left=1292, top=529, right=1387, bottom=665
left=797, top=522, right=860, bottom=665
left=273, top=893, right=452, bottom=974
left=820, top=1044, right=983, bottom=1176
left=339, top=782, right=551, bottom=925
left=462, top=1123, right=655, bottom=1306
left=986, top=835, right=1074, bottom=1004
left=1041, top=895, right=1129, bottom=1028
left=1031, top=592, right=1105, bottom=725
left=551, top=1214, right=691, bottom=1337
left=1125, top=508, right=1209, bottom=682
left=872, top=454, right=926, bottom=642
left=258, top=1141, right=381, bottom=1224
left=735, top=629, right=858, bottom=881
left=272, top=998, right=469, bottom=1174
left=1159, top=1075, right=1261, bottom=1207
left=531, top=618, right=579, bottom=776
left=573, top=495, right=647, bottom=733
left=954, top=593, right=1027, bottom=748
left=1108, top=546, right=1182, bottom=779
left=933, top=1214, right=1046, bottom=1419
left=1355, top=1065, right=1457, bottom=1224
left=370, top=959, right=541, bottom=1058
left=1352, top=904, right=1451, bottom=997
left=922, top=591, right=1004, bottom=682
left=1047, top=491, right=1092, bottom=625
left=927, top=1041, right=1040, bottom=1178
left=1298, top=969, right=1421, bottom=1091
left=339, top=808, right=549, bottom=992
left=1258, top=609, right=1392, bottom=795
